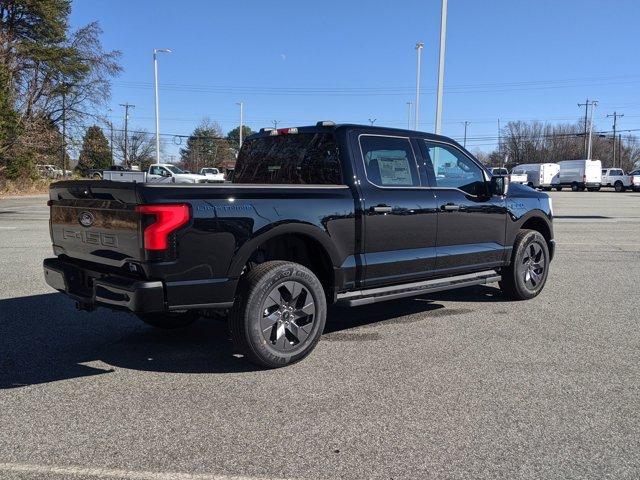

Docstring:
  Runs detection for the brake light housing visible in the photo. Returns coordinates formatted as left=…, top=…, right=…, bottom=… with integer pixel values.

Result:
left=136, top=204, right=190, bottom=251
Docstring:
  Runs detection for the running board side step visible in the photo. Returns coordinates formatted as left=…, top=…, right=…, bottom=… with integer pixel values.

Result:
left=335, top=270, right=501, bottom=307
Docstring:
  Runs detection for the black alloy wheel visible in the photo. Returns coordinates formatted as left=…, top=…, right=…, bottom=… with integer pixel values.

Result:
left=518, top=242, right=546, bottom=291
left=260, top=280, right=316, bottom=352
left=499, top=229, right=550, bottom=300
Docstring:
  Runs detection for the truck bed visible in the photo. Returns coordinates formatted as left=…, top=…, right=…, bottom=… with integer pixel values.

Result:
left=48, top=179, right=357, bottom=310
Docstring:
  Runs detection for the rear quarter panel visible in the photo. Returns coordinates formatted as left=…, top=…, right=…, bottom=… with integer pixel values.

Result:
left=138, top=184, right=357, bottom=286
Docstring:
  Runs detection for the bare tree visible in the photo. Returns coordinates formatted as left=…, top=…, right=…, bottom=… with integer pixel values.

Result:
left=113, top=129, right=156, bottom=170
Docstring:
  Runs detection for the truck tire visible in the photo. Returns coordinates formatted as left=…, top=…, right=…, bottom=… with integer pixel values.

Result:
left=499, top=229, right=550, bottom=300
left=614, top=181, right=625, bottom=192
left=555, top=186, right=563, bottom=191
left=92, top=173, right=102, bottom=180
left=571, top=182, right=578, bottom=191
left=229, top=261, right=327, bottom=368
left=137, top=311, right=198, bottom=329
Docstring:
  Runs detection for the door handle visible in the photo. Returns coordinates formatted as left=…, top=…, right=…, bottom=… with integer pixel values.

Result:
left=442, top=203, right=460, bottom=211
left=372, top=204, right=393, bottom=213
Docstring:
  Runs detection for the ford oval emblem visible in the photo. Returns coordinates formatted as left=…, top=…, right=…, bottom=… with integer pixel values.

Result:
left=78, top=211, right=95, bottom=227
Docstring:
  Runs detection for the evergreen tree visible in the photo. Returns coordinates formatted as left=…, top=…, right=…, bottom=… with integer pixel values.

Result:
left=77, top=125, right=111, bottom=173
left=180, top=119, right=234, bottom=172
left=226, top=125, right=254, bottom=152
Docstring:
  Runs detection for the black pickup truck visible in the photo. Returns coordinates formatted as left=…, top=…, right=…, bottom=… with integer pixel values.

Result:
left=44, top=122, right=555, bottom=367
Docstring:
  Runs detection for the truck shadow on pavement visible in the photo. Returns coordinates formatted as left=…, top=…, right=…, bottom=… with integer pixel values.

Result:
left=0, top=285, right=504, bottom=389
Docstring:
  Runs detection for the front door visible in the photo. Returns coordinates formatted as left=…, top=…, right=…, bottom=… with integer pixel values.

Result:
left=420, top=140, right=507, bottom=274
left=354, top=134, right=438, bottom=287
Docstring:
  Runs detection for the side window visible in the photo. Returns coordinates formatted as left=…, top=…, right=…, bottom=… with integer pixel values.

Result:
left=359, top=135, right=420, bottom=187
left=150, top=166, right=160, bottom=175
left=423, top=141, right=487, bottom=196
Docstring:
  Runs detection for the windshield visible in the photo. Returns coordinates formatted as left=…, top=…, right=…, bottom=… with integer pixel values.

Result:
left=202, top=168, right=219, bottom=174
left=165, top=165, right=184, bottom=174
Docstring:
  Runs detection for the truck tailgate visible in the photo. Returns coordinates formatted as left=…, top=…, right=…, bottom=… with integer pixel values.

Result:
left=49, top=181, right=142, bottom=266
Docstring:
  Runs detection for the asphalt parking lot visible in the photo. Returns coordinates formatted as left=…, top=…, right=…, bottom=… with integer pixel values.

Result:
left=1, top=191, right=639, bottom=480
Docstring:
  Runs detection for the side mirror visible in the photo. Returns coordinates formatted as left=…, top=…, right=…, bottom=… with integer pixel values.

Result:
left=490, top=175, right=509, bottom=196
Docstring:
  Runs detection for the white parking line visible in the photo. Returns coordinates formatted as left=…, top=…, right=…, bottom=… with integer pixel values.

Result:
left=0, top=463, right=292, bottom=480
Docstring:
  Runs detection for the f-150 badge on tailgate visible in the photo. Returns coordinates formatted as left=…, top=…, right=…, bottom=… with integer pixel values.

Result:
left=78, top=211, right=95, bottom=227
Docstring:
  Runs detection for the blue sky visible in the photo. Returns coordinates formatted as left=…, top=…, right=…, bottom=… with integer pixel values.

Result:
left=70, top=0, right=640, bottom=159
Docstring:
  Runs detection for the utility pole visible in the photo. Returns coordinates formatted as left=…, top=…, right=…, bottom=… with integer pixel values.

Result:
left=461, top=121, right=470, bottom=148
left=119, top=103, right=134, bottom=168
left=414, top=42, right=424, bottom=130
left=497, top=118, right=502, bottom=168
left=587, top=100, right=598, bottom=160
left=368, top=118, right=377, bottom=126
left=109, top=121, right=114, bottom=162
left=406, top=101, right=412, bottom=130
left=578, top=99, right=598, bottom=158
left=236, top=101, right=244, bottom=149
left=272, top=120, right=279, bottom=129
left=434, top=0, right=448, bottom=135
left=61, top=90, right=67, bottom=175
left=606, top=111, right=623, bottom=167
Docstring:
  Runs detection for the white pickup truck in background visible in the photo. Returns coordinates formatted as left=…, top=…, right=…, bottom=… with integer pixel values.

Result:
left=489, top=167, right=527, bottom=185
left=102, top=164, right=215, bottom=184
left=628, top=169, right=640, bottom=191
left=199, top=167, right=225, bottom=182
left=601, top=168, right=633, bottom=192
left=147, top=164, right=211, bottom=184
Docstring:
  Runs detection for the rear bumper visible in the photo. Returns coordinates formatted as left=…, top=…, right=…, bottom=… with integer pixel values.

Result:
left=44, top=257, right=237, bottom=313
left=44, top=258, right=165, bottom=313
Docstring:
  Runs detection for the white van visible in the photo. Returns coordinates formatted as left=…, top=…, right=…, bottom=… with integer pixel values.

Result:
left=511, top=163, right=560, bottom=190
left=552, top=159, right=602, bottom=191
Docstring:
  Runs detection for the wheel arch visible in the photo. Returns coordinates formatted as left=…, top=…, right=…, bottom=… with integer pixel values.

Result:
left=519, top=213, right=554, bottom=259
left=228, top=223, right=340, bottom=298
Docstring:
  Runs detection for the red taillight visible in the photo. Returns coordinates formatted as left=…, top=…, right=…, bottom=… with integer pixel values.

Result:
left=135, top=204, right=190, bottom=251
left=47, top=200, right=53, bottom=207
left=583, top=175, right=587, bottom=182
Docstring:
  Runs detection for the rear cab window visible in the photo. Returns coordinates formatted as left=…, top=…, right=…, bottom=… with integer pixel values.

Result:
left=234, top=132, right=342, bottom=184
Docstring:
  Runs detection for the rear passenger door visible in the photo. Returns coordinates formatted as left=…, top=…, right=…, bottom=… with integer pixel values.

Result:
left=420, top=140, right=507, bottom=273
left=354, top=133, right=438, bottom=287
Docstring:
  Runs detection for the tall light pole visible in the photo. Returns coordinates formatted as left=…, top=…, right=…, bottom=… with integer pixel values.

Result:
left=414, top=42, right=424, bottom=130
left=153, top=48, right=172, bottom=163
left=434, top=0, right=448, bottom=135
left=406, top=101, right=412, bottom=130
left=236, top=101, right=244, bottom=149
left=368, top=118, right=377, bottom=126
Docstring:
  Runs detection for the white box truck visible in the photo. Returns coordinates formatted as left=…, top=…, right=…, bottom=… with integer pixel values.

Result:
left=511, top=163, right=560, bottom=190
left=552, top=159, right=602, bottom=191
